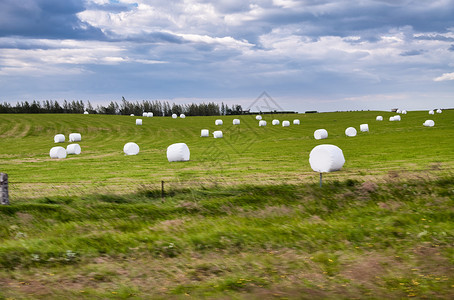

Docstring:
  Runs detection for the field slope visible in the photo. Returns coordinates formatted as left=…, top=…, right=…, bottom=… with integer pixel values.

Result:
left=0, top=111, right=453, bottom=198
left=0, top=111, right=453, bottom=299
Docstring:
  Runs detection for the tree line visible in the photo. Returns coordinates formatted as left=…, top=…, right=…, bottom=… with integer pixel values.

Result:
left=0, top=98, right=244, bottom=116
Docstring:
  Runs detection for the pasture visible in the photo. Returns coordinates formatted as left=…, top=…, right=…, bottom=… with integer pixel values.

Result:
left=0, top=110, right=452, bottom=199
left=0, top=111, right=453, bottom=299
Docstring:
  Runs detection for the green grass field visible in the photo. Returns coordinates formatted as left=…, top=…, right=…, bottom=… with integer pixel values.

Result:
left=1, top=111, right=453, bottom=199
left=0, top=111, right=453, bottom=299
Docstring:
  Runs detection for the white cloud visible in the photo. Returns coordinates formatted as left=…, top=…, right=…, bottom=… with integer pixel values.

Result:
left=434, top=72, right=454, bottom=81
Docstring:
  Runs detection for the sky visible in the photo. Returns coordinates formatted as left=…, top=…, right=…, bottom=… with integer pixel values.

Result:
left=0, top=0, right=453, bottom=112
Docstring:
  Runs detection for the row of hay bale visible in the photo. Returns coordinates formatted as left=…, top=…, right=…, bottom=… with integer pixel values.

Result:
left=123, top=142, right=190, bottom=162
left=213, top=118, right=299, bottom=127
left=50, top=133, right=82, bottom=158
left=376, top=111, right=439, bottom=127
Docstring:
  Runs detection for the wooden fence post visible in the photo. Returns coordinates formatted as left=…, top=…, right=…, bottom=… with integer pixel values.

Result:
left=1, top=173, right=9, bottom=205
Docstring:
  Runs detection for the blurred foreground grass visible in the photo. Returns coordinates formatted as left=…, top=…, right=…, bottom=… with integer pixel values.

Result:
left=1, top=174, right=453, bottom=299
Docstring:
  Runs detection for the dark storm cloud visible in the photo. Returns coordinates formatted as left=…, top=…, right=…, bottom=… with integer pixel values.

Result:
left=85, top=1, right=137, bottom=13
left=0, top=0, right=105, bottom=39
left=234, top=0, right=454, bottom=43
left=400, top=49, right=425, bottom=56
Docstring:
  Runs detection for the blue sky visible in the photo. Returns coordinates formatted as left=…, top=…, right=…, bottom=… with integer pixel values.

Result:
left=0, top=0, right=453, bottom=112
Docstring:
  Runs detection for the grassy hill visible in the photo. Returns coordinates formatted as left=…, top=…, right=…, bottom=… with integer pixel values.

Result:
left=1, top=110, right=452, bottom=199
left=0, top=111, right=453, bottom=299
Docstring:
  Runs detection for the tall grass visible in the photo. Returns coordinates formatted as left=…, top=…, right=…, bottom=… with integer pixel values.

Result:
left=0, top=176, right=453, bottom=298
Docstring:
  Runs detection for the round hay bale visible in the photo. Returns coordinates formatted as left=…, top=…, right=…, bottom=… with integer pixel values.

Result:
left=136, top=119, right=142, bottom=125
left=215, top=119, right=223, bottom=125
left=389, top=116, right=395, bottom=121
left=256, top=115, right=262, bottom=120
left=376, top=116, right=383, bottom=121
left=54, top=134, right=65, bottom=143
left=233, top=119, right=240, bottom=125
left=436, top=109, right=442, bottom=114
left=259, top=120, right=267, bottom=126
left=213, top=131, right=223, bottom=138
left=360, top=124, right=369, bottom=132
left=143, top=112, right=147, bottom=117
left=167, top=143, right=190, bottom=162
left=201, top=129, right=209, bottom=137
left=293, top=119, right=300, bottom=125
left=309, top=144, right=345, bottom=173
left=50, top=146, right=67, bottom=159
left=282, top=120, right=290, bottom=127
left=396, top=109, right=402, bottom=114
left=429, top=110, right=434, bottom=115
left=402, top=110, right=407, bottom=114
left=66, top=143, right=81, bottom=155
left=69, top=133, right=81, bottom=142
left=394, top=115, right=401, bottom=121
left=423, top=120, right=435, bottom=127
left=345, top=127, right=357, bottom=137
left=314, top=129, right=328, bottom=140
left=272, top=119, right=280, bottom=125
left=180, top=114, right=186, bottom=118
left=123, top=142, right=140, bottom=155
left=172, top=114, right=177, bottom=119
left=84, top=111, right=89, bottom=115
left=147, top=112, right=154, bottom=117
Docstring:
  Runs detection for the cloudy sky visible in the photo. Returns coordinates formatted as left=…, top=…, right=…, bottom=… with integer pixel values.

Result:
left=1, top=0, right=453, bottom=112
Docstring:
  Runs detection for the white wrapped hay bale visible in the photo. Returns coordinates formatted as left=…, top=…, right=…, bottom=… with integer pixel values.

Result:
left=282, top=120, right=290, bottom=127
left=256, top=115, right=262, bottom=120
left=402, top=110, right=407, bottom=114
left=201, top=129, right=209, bottom=137
left=396, top=109, right=402, bottom=114
left=345, top=127, right=357, bottom=137
left=167, top=143, right=190, bottom=162
left=123, top=142, right=139, bottom=155
left=293, top=119, right=300, bottom=125
left=84, top=111, right=89, bottom=115
left=54, top=134, right=65, bottom=143
left=172, top=114, right=177, bottom=119
left=272, top=119, right=280, bottom=125
left=314, top=129, right=328, bottom=140
left=233, top=119, right=240, bottom=125
left=309, top=144, right=345, bottom=173
left=429, top=110, right=434, bottom=115
left=259, top=120, right=267, bottom=127
left=50, top=146, right=67, bottom=159
left=180, top=114, right=186, bottom=118
left=69, top=133, right=81, bottom=142
left=213, top=131, right=223, bottom=138
left=436, top=109, right=442, bottom=114
left=147, top=112, right=154, bottom=117
left=136, top=119, right=142, bottom=125
left=389, top=116, right=395, bottom=121
left=66, top=144, right=81, bottom=155
left=394, top=115, right=401, bottom=121
left=376, top=116, right=383, bottom=121
left=143, top=112, right=147, bottom=117
left=130, top=114, right=135, bottom=116
left=423, top=120, right=435, bottom=127
left=215, top=119, right=223, bottom=125
left=360, top=124, right=369, bottom=132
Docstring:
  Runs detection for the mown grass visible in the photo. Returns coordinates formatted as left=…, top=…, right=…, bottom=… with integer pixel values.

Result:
left=0, top=111, right=453, bottom=298
left=0, top=110, right=453, bottom=199
left=0, top=175, right=453, bottom=299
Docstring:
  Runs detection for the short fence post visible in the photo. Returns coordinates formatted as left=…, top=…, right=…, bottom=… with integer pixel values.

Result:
left=319, top=173, right=323, bottom=188
left=1, top=173, right=9, bottom=205
left=161, top=180, right=165, bottom=201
